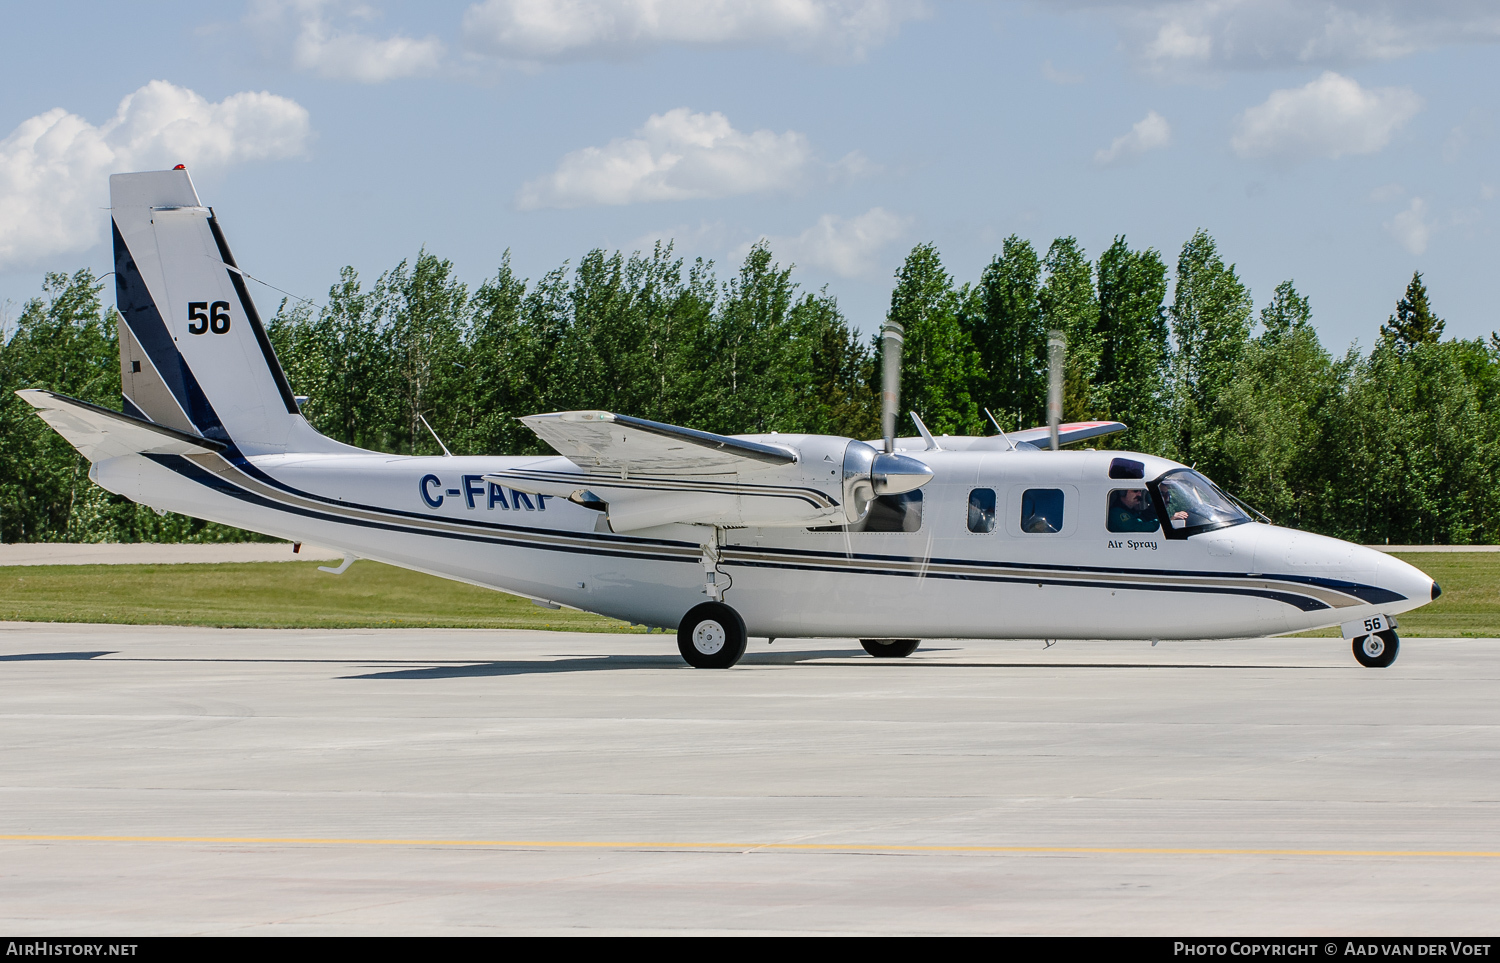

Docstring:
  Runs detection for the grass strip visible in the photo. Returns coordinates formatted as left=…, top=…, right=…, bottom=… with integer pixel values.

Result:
left=0, top=559, right=642, bottom=631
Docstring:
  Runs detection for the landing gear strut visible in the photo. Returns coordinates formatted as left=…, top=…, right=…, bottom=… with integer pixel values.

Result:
left=677, top=601, right=748, bottom=669
left=860, top=639, right=920, bottom=658
left=1353, top=629, right=1399, bottom=668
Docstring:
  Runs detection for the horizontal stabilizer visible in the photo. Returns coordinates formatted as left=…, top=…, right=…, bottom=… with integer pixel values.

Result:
left=521, top=410, right=797, bottom=474
left=17, top=389, right=226, bottom=463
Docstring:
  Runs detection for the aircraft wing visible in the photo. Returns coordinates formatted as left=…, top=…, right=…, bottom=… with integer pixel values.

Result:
left=1007, top=420, right=1127, bottom=448
left=17, top=388, right=227, bottom=462
left=521, top=410, right=797, bottom=474
left=873, top=420, right=1128, bottom=452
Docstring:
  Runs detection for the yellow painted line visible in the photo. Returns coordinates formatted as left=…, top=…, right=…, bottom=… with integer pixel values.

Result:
left=1, top=835, right=1498, bottom=857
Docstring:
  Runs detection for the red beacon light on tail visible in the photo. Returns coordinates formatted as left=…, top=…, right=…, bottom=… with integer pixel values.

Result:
left=173, top=164, right=186, bottom=170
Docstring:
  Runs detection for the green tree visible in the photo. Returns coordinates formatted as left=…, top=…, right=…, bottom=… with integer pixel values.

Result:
left=1169, top=229, right=1253, bottom=470
left=882, top=243, right=983, bottom=436
left=1381, top=270, right=1445, bottom=350
left=375, top=251, right=469, bottom=454
left=271, top=267, right=398, bottom=451
left=457, top=252, right=536, bottom=455
left=1328, top=338, right=1499, bottom=544
left=1094, top=236, right=1170, bottom=446
left=1215, top=282, right=1344, bottom=527
left=0, top=271, right=118, bottom=541
left=966, top=236, right=1045, bottom=431
left=1039, top=237, right=1100, bottom=422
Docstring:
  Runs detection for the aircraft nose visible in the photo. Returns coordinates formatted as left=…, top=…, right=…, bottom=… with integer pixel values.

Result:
left=1432, top=581, right=1443, bottom=600
left=1374, top=551, right=1437, bottom=609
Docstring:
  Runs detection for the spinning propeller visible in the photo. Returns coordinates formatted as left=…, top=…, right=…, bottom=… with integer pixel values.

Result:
left=836, top=320, right=932, bottom=523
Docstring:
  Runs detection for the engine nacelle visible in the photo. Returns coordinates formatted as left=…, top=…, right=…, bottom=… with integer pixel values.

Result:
left=841, top=440, right=933, bottom=524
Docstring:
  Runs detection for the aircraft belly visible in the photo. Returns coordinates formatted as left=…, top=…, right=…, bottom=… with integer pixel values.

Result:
left=722, top=562, right=1293, bottom=640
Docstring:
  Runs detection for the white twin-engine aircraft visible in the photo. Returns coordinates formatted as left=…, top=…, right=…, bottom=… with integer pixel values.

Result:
left=21, top=169, right=1440, bottom=669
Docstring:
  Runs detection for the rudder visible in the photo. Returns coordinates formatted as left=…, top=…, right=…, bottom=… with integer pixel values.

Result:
left=110, top=168, right=316, bottom=454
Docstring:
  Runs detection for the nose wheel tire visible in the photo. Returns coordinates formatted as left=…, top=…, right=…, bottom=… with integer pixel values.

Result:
left=1353, top=629, right=1399, bottom=668
left=677, top=602, right=748, bottom=669
left=860, top=638, right=920, bottom=658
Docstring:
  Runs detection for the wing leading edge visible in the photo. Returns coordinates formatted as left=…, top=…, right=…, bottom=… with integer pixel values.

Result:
left=521, top=410, right=797, bottom=474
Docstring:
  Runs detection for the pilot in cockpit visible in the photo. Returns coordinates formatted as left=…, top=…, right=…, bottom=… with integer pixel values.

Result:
left=1107, top=488, right=1161, bottom=533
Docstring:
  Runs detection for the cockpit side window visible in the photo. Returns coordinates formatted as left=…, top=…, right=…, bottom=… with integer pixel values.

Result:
left=1149, top=469, right=1249, bottom=538
left=1106, top=489, right=1160, bottom=533
left=967, top=489, right=996, bottom=533
left=1020, top=488, right=1064, bottom=534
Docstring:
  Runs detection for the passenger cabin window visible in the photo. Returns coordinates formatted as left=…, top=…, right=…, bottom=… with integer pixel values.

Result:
left=1021, top=488, right=1065, bottom=534
left=1106, top=489, right=1160, bottom=533
left=967, top=489, right=997, bottom=533
left=811, top=490, right=923, bottom=533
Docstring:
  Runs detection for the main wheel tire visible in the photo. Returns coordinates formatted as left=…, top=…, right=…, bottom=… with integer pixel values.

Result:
left=676, top=602, right=748, bottom=669
left=860, top=638, right=920, bottom=658
left=1353, top=629, right=1399, bottom=668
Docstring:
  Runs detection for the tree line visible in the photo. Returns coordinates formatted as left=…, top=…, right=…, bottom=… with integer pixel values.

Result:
left=1, top=231, right=1497, bottom=545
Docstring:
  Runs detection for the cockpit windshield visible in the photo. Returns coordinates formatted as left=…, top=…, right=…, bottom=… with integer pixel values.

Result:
left=1151, top=469, right=1250, bottom=535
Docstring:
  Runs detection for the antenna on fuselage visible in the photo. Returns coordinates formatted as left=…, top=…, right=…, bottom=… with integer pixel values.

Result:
left=984, top=408, right=1018, bottom=452
left=881, top=320, right=904, bottom=454
left=1047, top=329, right=1065, bottom=452
left=418, top=413, right=453, bottom=457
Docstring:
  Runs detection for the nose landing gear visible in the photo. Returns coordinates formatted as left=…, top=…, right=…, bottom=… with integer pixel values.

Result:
left=1353, top=629, right=1400, bottom=668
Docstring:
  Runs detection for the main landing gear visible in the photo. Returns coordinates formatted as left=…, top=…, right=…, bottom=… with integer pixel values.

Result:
left=677, top=601, right=748, bottom=669
left=860, top=639, right=920, bottom=658
left=1353, top=629, right=1400, bottom=668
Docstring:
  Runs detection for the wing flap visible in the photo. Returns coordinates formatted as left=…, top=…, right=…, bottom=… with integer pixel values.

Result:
left=521, top=410, right=797, bottom=474
left=18, top=388, right=227, bottom=462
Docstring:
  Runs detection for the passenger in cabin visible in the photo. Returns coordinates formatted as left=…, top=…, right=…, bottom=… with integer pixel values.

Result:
left=1107, top=488, right=1161, bottom=533
left=1021, top=489, right=1064, bottom=533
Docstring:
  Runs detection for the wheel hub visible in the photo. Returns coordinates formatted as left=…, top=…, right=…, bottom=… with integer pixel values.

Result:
left=1362, top=635, right=1385, bottom=658
left=692, top=620, right=727, bottom=655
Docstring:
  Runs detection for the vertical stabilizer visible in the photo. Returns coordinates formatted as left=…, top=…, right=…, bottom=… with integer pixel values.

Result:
left=110, top=168, right=315, bottom=454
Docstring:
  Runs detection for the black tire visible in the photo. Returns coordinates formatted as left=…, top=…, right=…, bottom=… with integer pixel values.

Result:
left=860, top=638, right=920, bottom=658
left=676, top=602, right=748, bottom=669
left=1353, top=630, right=1399, bottom=668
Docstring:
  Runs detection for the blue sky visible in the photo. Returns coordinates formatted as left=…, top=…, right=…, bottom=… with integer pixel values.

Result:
left=1, top=1, right=1496, bottom=352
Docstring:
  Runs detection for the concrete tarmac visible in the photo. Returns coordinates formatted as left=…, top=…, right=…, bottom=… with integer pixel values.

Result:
left=1, top=621, right=1498, bottom=936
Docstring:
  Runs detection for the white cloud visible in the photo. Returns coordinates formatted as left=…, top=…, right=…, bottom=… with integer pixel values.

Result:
left=0, top=81, right=310, bottom=269
left=250, top=1, right=446, bottom=82
left=462, top=0, right=925, bottom=63
left=517, top=108, right=815, bottom=209
left=1041, top=60, right=1084, bottom=84
left=293, top=20, right=445, bottom=82
left=743, top=207, right=911, bottom=278
left=1386, top=197, right=1433, bottom=255
left=1072, top=1, right=1500, bottom=75
left=1094, top=110, right=1171, bottom=166
left=1368, top=182, right=1405, bottom=203
left=1231, top=72, right=1422, bottom=161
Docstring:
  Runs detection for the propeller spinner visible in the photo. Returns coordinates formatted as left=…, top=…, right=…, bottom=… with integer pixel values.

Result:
left=839, top=318, right=932, bottom=523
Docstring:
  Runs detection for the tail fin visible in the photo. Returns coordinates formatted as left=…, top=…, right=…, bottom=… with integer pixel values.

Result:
left=110, top=168, right=333, bottom=454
